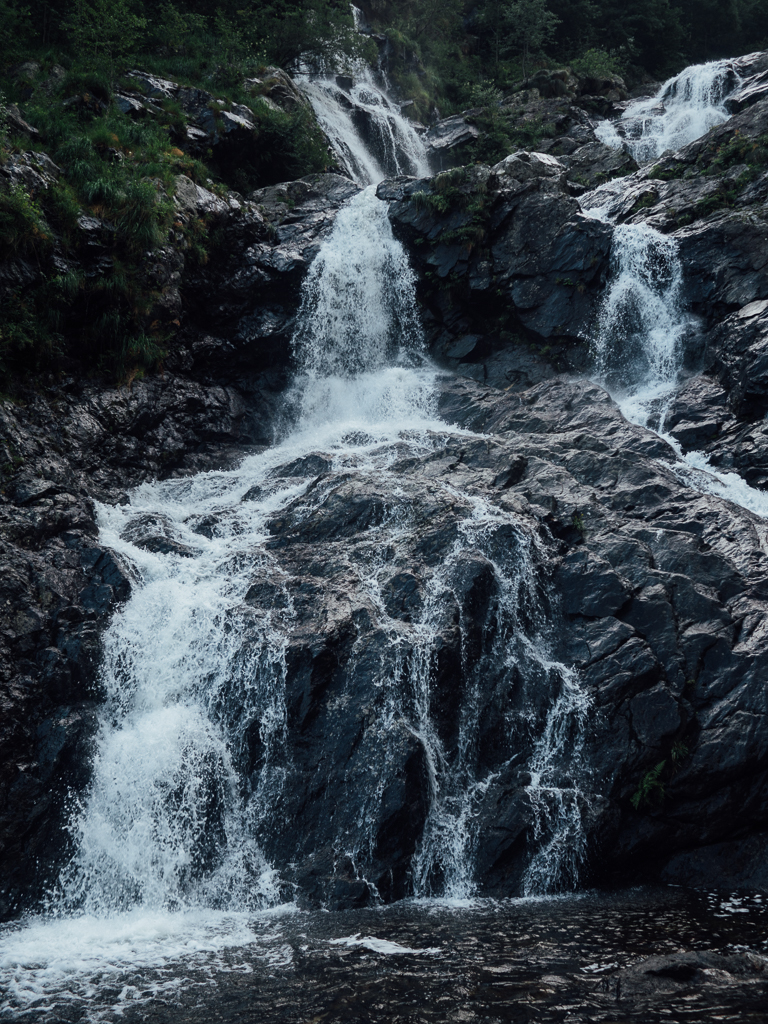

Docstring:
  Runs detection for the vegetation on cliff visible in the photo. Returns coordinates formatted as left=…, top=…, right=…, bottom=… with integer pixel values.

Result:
left=1, top=0, right=767, bottom=382
left=362, top=0, right=768, bottom=116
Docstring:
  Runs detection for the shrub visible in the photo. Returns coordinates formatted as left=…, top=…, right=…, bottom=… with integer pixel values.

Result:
left=571, top=48, right=624, bottom=80
left=630, top=760, right=666, bottom=810
left=0, top=184, right=52, bottom=259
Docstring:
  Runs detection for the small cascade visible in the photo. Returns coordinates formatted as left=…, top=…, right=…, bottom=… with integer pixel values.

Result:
left=586, top=75, right=768, bottom=521
left=298, top=69, right=431, bottom=185
left=596, top=59, right=738, bottom=164
left=522, top=666, right=592, bottom=896
left=409, top=508, right=592, bottom=900
left=591, top=222, right=694, bottom=431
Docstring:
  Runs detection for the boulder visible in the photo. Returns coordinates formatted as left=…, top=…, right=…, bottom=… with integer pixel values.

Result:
left=381, top=160, right=612, bottom=364
left=258, top=67, right=311, bottom=113
left=423, top=112, right=481, bottom=170
left=4, top=103, right=39, bottom=138
left=0, top=151, right=60, bottom=193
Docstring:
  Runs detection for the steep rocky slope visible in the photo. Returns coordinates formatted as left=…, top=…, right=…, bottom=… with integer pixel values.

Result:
left=4, top=55, right=768, bottom=914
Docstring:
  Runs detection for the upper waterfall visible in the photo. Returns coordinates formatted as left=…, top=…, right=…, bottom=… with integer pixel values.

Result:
left=596, top=59, right=738, bottom=164
left=298, top=69, right=431, bottom=185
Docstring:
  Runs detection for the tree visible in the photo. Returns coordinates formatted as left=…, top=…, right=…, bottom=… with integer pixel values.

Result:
left=64, top=0, right=147, bottom=73
left=0, top=0, right=32, bottom=58
left=504, top=0, right=560, bottom=78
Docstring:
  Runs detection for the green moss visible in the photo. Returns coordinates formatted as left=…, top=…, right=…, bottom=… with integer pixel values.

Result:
left=628, top=190, right=658, bottom=214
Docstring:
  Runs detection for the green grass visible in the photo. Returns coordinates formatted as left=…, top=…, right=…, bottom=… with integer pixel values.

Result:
left=0, top=57, right=331, bottom=380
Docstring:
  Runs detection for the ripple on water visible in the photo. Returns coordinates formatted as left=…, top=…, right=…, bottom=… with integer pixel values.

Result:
left=2, top=888, right=768, bottom=1023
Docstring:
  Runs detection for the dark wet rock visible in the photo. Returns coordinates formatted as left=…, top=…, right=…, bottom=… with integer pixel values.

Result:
left=612, top=950, right=768, bottom=1001
left=0, top=162, right=362, bottom=915
left=724, top=51, right=768, bottom=111
left=424, top=67, right=629, bottom=173
left=0, top=364, right=286, bottom=915
left=8, top=56, right=768, bottom=913
left=559, top=140, right=638, bottom=188
left=581, top=95, right=768, bottom=492
left=75, top=369, right=768, bottom=906
left=380, top=163, right=612, bottom=380
left=121, top=513, right=198, bottom=557
left=661, top=832, right=768, bottom=889
left=423, top=112, right=481, bottom=169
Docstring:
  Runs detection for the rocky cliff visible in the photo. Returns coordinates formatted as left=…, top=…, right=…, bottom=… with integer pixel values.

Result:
left=4, top=55, right=768, bottom=915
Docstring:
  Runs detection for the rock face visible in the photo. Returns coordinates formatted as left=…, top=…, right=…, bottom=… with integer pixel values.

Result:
left=6, top=52, right=768, bottom=915
left=430, top=374, right=768, bottom=892
left=424, top=70, right=632, bottom=175
left=378, top=158, right=611, bottom=380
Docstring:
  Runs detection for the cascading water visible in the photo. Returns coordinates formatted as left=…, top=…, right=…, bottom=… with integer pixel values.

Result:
left=298, top=69, right=431, bottom=185
left=0, top=183, right=593, bottom=1018
left=588, top=205, right=768, bottom=516
left=293, top=4, right=430, bottom=185
left=591, top=222, right=694, bottom=432
left=596, top=59, right=738, bottom=164
left=587, top=66, right=768, bottom=519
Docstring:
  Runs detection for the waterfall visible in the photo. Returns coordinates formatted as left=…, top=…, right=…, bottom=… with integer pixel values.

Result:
left=591, top=223, right=694, bottom=432
left=592, top=222, right=768, bottom=515
left=596, top=59, right=738, bottom=164
left=587, top=72, right=768, bottom=520
left=298, top=69, right=431, bottom=185
left=1, top=168, right=592, bottom=1024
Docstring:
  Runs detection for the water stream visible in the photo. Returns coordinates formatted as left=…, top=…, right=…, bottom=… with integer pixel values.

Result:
left=595, top=59, right=738, bottom=163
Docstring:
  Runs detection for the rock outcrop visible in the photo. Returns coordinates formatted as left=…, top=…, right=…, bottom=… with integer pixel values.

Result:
left=378, top=157, right=611, bottom=380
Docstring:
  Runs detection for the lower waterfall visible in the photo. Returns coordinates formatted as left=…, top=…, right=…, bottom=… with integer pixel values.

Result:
left=0, top=187, right=593, bottom=1018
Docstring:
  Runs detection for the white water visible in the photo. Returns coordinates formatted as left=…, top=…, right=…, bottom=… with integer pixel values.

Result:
left=591, top=222, right=694, bottom=432
left=588, top=77, right=768, bottom=522
left=0, top=185, right=591, bottom=1019
left=298, top=67, right=430, bottom=185
left=596, top=59, right=738, bottom=164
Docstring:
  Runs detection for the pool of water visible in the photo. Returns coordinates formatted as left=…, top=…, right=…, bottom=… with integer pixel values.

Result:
left=3, top=887, right=767, bottom=1022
